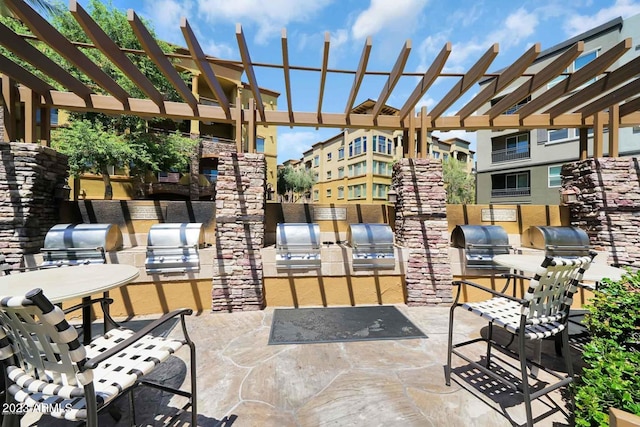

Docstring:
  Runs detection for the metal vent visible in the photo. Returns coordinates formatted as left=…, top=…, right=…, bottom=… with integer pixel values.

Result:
left=41, top=223, right=122, bottom=267
left=524, top=226, right=590, bottom=257
left=145, top=223, right=204, bottom=273
left=275, top=223, right=321, bottom=269
left=451, top=225, right=511, bottom=269
left=348, top=224, right=395, bottom=269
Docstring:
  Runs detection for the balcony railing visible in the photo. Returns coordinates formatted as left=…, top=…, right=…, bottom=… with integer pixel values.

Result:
left=491, top=148, right=530, bottom=163
left=491, top=187, right=531, bottom=197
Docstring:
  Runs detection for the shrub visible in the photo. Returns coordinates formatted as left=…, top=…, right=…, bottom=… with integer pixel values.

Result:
left=573, top=271, right=640, bottom=426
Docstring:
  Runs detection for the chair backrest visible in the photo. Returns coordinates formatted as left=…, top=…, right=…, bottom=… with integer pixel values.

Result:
left=523, top=254, right=593, bottom=324
left=0, top=288, right=92, bottom=390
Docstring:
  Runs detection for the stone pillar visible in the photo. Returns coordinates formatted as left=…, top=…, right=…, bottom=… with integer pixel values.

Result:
left=189, top=140, right=201, bottom=201
left=562, top=157, right=640, bottom=268
left=212, top=152, right=265, bottom=311
left=0, top=106, right=4, bottom=142
left=0, top=142, right=68, bottom=266
left=392, top=158, right=452, bottom=305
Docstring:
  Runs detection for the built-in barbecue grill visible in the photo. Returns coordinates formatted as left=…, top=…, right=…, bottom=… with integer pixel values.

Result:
left=41, top=223, right=123, bottom=267
left=523, top=226, right=591, bottom=257
left=145, top=223, right=204, bottom=273
left=348, top=223, right=395, bottom=269
left=451, top=225, right=511, bottom=269
left=275, top=223, right=321, bottom=269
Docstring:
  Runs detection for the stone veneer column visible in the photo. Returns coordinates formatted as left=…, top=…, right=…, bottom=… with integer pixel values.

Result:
left=0, top=142, right=68, bottom=265
left=562, top=157, right=640, bottom=268
left=212, top=152, right=265, bottom=311
left=392, top=158, right=453, bottom=305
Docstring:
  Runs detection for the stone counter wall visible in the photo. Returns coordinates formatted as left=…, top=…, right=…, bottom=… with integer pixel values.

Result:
left=392, top=158, right=452, bottom=305
left=562, top=157, right=640, bottom=268
left=212, top=152, right=266, bottom=311
left=0, top=142, right=68, bottom=265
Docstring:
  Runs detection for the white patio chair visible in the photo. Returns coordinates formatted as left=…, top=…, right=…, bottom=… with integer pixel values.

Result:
left=0, top=288, right=197, bottom=426
left=445, top=253, right=594, bottom=427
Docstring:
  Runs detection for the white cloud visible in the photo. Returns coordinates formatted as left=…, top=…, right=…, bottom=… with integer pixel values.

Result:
left=330, top=29, right=349, bottom=50
left=416, top=96, right=436, bottom=110
left=141, top=0, right=194, bottom=45
left=351, top=0, right=429, bottom=40
left=277, top=130, right=324, bottom=161
left=196, top=0, right=333, bottom=44
left=201, top=40, right=235, bottom=59
left=565, top=0, right=640, bottom=36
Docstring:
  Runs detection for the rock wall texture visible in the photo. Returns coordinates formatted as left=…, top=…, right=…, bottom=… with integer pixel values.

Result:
left=392, top=158, right=452, bottom=305
left=0, top=142, right=68, bottom=266
left=211, top=152, right=266, bottom=311
left=562, top=157, right=640, bottom=268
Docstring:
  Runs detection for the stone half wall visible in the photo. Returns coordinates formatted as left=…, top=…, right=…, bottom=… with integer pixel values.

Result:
left=212, top=152, right=266, bottom=311
left=392, top=158, right=453, bottom=305
left=562, top=157, right=640, bottom=267
left=0, top=142, right=68, bottom=265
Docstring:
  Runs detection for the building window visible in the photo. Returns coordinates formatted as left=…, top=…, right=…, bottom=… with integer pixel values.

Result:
left=337, top=186, right=344, bottom=199
left=314, top=155, right=319, bottom=167
left=372, top=160, right=390, bottom=176
left=313, top=172, right=319, bottom=181
left=372, top=183, right=388, bottom=199
left=348, top=184, right=366, bottom=199
left=372, top=135, right=392, bottom=154
left=548, top=166, right=562, bottom=188
left=490, top=95, right=530, bottom=115
left=348, top=161, right=366, bottom=177
left=633, top=126, right=640, bottom=134
left=338, top=167, right=344, bottom=178
left=443, top=153, right=449, bottom=160
left=548, top=128, right=570, bottom=142
left=338, top=147, right=345, bottom=160
left=327, top=152, right=332, bottom=161
left=349, top=136, right=366, bottom=157
left=313, top=189, right=319, bottom=200
left=548, top=49, right=599, bottom=88
left=433, top=151, right=440, bottom=159
left=326, top=189, right=332, bottom=198
left=326, top=171, right=332, bottom=180
left=492, top=133, right=530, bottom=163
left=50, top=109, right=59, bottom=126
left=256, top=137, right=265, bottom=153
left=491, top=171, right=530, bottom=197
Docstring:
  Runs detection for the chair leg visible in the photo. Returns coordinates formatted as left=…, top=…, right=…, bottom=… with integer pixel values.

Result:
left=518, top=333, right=534, bottom=427
left=445, top=304, right=456, bottom=386
left=486, top=322, right=493, bottom=368
left=562, top=328, right=574, bottom=378
left=189, top=340, right=198, bottom=427
left=129, top=389, right=136, bottom=427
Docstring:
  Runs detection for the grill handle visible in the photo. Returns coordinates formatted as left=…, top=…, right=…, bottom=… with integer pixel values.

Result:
left=545, top=245, right=591, bottom=250
left=43, top=247, right=105, bottom=253
left=466, top=244, right=512, bottom=249
left=146, top=245, right=199, bottom=250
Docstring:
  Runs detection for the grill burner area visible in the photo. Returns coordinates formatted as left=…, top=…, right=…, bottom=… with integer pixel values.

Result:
left=276, top=223, right=321, bottom=269
left=524, top=226, right=591, bottom=257
left=41, top=223, right=122, bottom=267
left=451, top=225, right=511, bottom=270
left=348, top=224, right=395, bottom=269
left=145, top=223, right=204, bottom=273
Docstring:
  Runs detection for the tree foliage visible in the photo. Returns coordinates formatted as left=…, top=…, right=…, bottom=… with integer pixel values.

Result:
left=126, top=131, right=199, bottom=179
left=277, top=166, right=315, bottom=202
left=442, top=158, right=475, bottom=204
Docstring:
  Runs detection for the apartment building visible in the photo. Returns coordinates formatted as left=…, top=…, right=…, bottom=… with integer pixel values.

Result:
left=282, top=100, right=474, bottom=204
left=476, top=14, right=640, bottom=205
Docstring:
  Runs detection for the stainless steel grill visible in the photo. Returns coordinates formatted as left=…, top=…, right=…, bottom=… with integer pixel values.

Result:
left=348, top=223, right=395, bottom=269
left=451, top=225, right=511, bottom=269
left=523, top=226, right=591, bottom=257
left=41, top=223, right=123, bottom=267
left=145, top=223, right=204, bottom=273
left=275, top=223, right=321, bottom=269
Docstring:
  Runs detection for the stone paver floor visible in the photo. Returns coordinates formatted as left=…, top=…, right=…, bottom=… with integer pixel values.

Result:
left=23, top=306, right=584, bottom=427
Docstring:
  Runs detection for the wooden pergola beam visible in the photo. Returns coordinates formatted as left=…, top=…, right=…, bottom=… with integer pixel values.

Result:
left=317, top=32, right=330, bottom=123
left=517, top=38, right=632, bottom=119
left=487, top=41, right=584, bottom=120
left=372, top=40, right=411, bottom=120
left=2, top=76, right=17, bottom=142
left=579, top=78, right=640, bottom=118
left=609, top=103, right=619, bottom=157
left=5, top=0, right=130, bottom=105
left=620, top=96, right=640, bottom=117
left=128, top=9, right=199, bottom=113
left=399, top=42, right=451, bottom=121
left=430, top=43, right=499, bottom=122
left=345, top=37, right=372, bottom=119
left=0, top=22, right=92, bottom=100
left=70, top=0, right=165, bottom=109
left=546, top=55, right=640, bottom=119
left=281, top=29, right=294, bottom=125
left=0, top=54, right=53, bottom=97
left=236, top=24, right=265, bottom=122
left=181, top=18, right=231, bottom=118
left=457, top=43, right=540, bottom=120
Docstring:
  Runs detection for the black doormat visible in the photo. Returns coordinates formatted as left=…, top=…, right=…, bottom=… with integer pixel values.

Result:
left=268, top=305, right=427, bottom=345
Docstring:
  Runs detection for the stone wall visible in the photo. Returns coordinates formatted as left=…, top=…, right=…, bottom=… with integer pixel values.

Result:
left=392, top=158, right=452, bottom=305
left=0, top=142, right=68, bottom=265
left=212, top=152, right=266, bottom=311
left=0, top=106, right=4, bottom=142
left=562, top=157, right=640, bottom=268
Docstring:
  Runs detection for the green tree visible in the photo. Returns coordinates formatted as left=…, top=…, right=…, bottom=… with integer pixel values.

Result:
left=442, top=158, right=475, bottom=204
left=51, top=120, right=132, bottom=200
left=0, top=0, right=62, bottom=18
left=277, top=166, right=315, bottom=202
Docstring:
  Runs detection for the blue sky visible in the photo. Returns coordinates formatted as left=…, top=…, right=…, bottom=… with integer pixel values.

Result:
left=109, top=0, right=640, bottom=162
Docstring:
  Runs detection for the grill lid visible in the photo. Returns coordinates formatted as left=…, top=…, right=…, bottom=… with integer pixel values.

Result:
left=42, top=223, right=122, bottom=266
left=145, top=223, right=204, bottom=273
left=451, top=225, right=511, bottom=269
left=275, top=223, right=321, bottom=269
left=348, top=223, right=395, bottom=269
left=524, top=226, right=590, bottom=257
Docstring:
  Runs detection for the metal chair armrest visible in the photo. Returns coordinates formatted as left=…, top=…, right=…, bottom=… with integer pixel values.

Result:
left=83, top=308, right=193, bottom=370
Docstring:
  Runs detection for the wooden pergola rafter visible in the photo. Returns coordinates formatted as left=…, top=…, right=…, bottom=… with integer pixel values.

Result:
left=0, top=1, right=639, bottom=157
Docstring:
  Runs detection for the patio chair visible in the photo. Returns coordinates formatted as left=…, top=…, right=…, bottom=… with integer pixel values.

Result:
left=0, top=288, right=197, bottom=426
left=445, top=253, right=594, bottom=427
